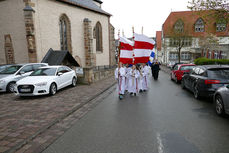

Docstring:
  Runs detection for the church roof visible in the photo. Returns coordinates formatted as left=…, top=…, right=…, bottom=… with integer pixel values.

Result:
left=93, top=0, right=103, bottom=4
left=57, top=0, right=111, bottom=16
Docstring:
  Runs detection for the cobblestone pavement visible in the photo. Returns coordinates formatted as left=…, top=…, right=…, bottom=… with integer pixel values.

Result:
left=0, top=77, right=116, bottom=153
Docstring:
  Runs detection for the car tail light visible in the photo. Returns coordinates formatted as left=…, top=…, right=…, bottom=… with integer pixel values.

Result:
left=205, top=80, right=220, bottom=84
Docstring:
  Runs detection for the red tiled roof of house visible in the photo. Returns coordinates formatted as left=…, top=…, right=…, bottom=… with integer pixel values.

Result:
left=162, top=11, right=229, bottom=37
left=156, top=31, right=162, bottom=51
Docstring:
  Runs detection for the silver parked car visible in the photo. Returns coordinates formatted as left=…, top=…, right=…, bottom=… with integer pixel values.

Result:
left=0, top=64, right=12, bottom=72
left=214, top=85, right=229, bottom=116
left=0, top=63, right=48, bottom=92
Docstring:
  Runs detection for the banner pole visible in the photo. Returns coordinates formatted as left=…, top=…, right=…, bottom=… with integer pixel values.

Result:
left=117, top=30, right=121, bottom=96
left=132, top=26, right=135, bottom=65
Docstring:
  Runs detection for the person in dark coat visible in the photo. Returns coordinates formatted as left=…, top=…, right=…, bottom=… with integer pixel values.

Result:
left=151, top=60, right=161, bottom=80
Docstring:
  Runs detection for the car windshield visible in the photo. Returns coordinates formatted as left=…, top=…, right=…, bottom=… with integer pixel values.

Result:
left=180, top=66, right=195, bottom=71
left=207, top=68, right=229, bottom=80
left=30, top=68, right=57, bottom=76
left=0, top=65, right=7, bottom=72
left=0, top=65, right=22, bottom=74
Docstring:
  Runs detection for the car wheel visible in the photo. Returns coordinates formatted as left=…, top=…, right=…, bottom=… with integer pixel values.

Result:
left=72, top=77, right=77, bottom=87
left=215, top=95, right=225, bottom=116
left=194, top=84, right=200, bottom=99
left=6, top=82, right=16, bottom=93
left=181, top=79, right=186, bottom=89
left=49, top=83, right=57, bottom=96
left=170, top=74, right=173, bottom=81
left=175, top=76, right=178, bottom=83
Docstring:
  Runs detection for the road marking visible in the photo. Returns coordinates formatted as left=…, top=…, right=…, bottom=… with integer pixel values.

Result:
left=157, top=133, right=164, bottom=153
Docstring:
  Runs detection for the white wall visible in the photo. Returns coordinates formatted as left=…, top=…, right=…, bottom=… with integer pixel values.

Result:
left=0, top=0, right=28, bottom=64
left=33, top=0, right=110, bottom=67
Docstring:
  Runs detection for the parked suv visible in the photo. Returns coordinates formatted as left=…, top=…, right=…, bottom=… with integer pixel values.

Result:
left=181, top=65, right=229, bottom=99
left=0, top=63, right=48, bottom=92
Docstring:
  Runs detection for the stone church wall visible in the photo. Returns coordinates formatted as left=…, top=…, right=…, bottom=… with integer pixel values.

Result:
left=0, top=0, right=28, bottom=64
left=33, top=0, right=110, bottom=67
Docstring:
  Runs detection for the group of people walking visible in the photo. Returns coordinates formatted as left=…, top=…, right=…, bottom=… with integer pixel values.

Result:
left=115, top=62, right=151, bottom=99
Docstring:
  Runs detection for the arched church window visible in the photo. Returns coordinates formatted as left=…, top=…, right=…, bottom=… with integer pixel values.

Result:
left=59, top=14, right=72, bottom=53
left=95, top=22, right=103, bottom=52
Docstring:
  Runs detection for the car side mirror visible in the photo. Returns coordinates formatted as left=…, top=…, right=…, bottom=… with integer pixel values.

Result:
left=20, top=71, right=25, bottom=75
left=226, top=85, right=229, bottom=89
left=57, top=72, right=63, bottom=76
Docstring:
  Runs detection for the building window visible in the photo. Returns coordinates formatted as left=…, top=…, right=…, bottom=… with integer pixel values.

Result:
left=216, top=18, right=227, bottom=32
left=170, top=38, right=192, bottom=47
left=169, top=53, right=178, bottom=60
left=59, top=14, right=72, bottom=53
left=95, top=22, right=103, bottom=52
left=195, top=18, right=205, bottom=32
left=174, top=19, right=184, bottom=33
left=181, top=52, right=191, bottom=60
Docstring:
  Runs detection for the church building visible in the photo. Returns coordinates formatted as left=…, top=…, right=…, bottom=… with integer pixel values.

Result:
left=0, top=0, right=116, bottom=83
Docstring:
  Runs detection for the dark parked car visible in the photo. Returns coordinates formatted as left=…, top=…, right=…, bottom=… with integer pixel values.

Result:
left=214, top=85, right=229, bottom=116
left=181, top=65, right=229, bottom=99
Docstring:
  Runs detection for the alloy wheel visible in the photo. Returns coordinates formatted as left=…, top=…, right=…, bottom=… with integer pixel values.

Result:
left=50, top=83, right=57, bottom=95
left=194, top=85, right=199, bottom=99
left=175, top=76, right=178, bottom=83
left=215, top=95, right=224, bottom=116
left=72, top=77, right=77, bottom=87
left=7, top=82, right=16, bottom=93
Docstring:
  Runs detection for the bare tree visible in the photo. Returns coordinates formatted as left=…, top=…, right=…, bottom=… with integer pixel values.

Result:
left=198, top=33, right=220, bottom=55
left=167, top=20, right=192, bottom=63
left=188, top=0, right=229, bottom=21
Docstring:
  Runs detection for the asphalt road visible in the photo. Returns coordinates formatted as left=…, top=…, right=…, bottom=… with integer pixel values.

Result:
left=43, top=71, right=229, bottom=153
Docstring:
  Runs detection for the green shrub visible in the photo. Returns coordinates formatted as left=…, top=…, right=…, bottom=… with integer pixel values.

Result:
left=194, top=57, right=229, bottom=65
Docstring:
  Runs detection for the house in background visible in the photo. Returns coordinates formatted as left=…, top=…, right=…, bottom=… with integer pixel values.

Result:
left=161, top=11, right=229, bottom=65
left=0, top=0, right=116, bottom=84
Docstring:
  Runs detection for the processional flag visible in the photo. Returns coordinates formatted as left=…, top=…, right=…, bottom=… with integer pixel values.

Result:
left=148, top=48, right=155, bottom=66
left=119, top=36, right=134, bottom=64
left=133, top=33, right=155, bottom=64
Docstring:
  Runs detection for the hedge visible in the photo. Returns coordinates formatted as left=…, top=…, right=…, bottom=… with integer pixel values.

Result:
left=194, top=57, right=229, bottom=65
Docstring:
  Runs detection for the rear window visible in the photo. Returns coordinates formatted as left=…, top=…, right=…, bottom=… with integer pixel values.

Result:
left=207, top=68, right=229, bottom=79
left=180, top=66, right=195, bottom=71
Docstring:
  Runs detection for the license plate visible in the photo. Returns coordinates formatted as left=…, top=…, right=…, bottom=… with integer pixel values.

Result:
left=20, top=88, right=31, bottom=92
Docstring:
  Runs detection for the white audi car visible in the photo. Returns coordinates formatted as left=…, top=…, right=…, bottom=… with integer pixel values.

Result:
left=15, top=66, right=77, bottom=96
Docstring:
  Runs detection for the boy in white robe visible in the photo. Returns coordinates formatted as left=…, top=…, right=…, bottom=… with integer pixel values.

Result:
left=128, top=65, right=140, bottom=96
left=142, top=63, right=150, bottom=91
left=138, top=65, right=144, bottom=92
left=115, top=63, right=126, bottom=99
left=124, top=64, right=128, bottom=92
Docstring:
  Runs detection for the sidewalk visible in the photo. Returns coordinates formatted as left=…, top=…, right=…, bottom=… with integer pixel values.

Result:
left=0, top=77, right=116, bottom=153
left=160, top=65, right=171, bottom=74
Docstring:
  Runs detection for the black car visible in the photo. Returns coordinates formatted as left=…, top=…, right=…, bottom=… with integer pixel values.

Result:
left=181, top=65, right=229, bottom=99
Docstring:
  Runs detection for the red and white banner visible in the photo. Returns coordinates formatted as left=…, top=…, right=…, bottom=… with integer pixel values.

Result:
left=133, top=33, right=155, bottom=64
left=119, top=37, right=134, bottom=64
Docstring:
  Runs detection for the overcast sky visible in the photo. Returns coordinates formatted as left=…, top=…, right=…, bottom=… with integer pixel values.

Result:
left=102, top=0, right=191, bottom=38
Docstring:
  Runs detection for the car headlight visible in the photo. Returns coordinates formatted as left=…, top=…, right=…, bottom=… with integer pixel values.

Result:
left=0, top=80, right=5, bottom=84
left=35, top=82, right=47, bottom=87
